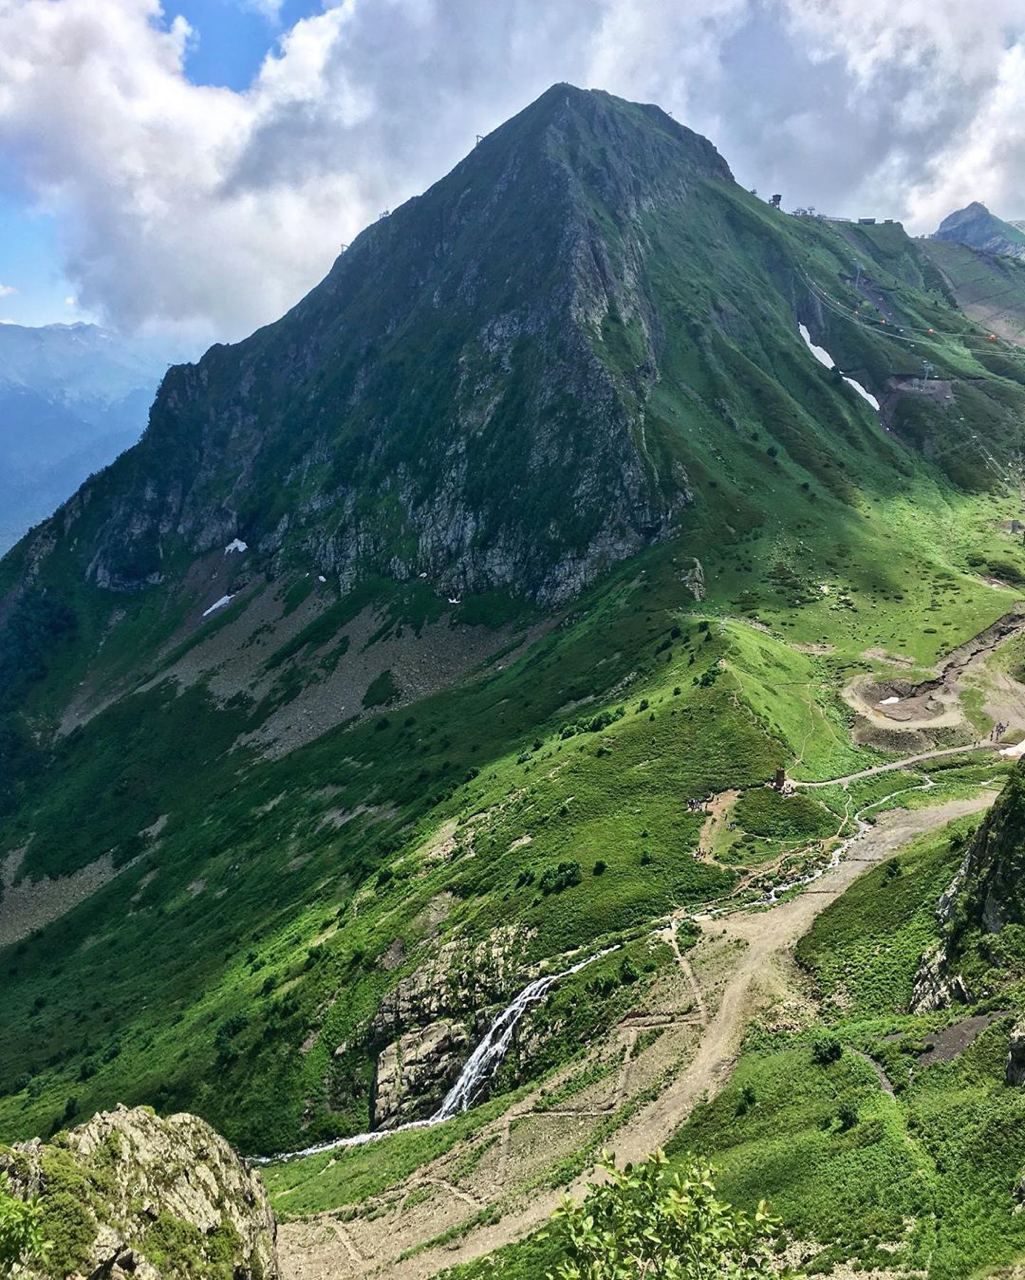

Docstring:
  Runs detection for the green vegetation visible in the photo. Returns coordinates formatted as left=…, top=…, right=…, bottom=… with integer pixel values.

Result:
left=363, top=668, right=399, bottom=708
left=733, top=788, right=835, bottom=840
left=0, top=1173, right=46, bottom=1276
left=544, top=1151, right=779, bottom=1280
left=667, top=814, right=1025, bottom=1278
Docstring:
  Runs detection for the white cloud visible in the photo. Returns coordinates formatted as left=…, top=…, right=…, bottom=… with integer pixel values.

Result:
left=0, top=284, right=16, bottom=298
left=0, top=0, right=1022, bottom=343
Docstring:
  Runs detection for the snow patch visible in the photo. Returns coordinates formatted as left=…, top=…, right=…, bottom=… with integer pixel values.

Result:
left=879, top=696, right=901, bottom=706
left=798, top=324, right=880, bottom=410
left=842, top=374, right=881, bottom=411
left=224, top=538, right=247, bottom=554
left=202, top=594, right=234, bottom=618
left=1000, top=739, right=1025, bottom=759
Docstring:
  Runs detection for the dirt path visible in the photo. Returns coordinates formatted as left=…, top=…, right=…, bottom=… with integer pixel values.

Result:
left=696, top=789, right=738, bottom=863
left=279, top=791, right=995, bottom=1280
left=793, top=742, right=994, bottom=788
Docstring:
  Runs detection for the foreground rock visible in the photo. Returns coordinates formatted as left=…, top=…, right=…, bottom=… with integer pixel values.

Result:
left=0, top=1104, right=278, bottom=1279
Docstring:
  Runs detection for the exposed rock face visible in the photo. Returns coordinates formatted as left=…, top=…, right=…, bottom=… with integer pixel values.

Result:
left=370, top=926, right=531, bottom=1126
left=910, top=945, right=970, bottom=1013
left=911, top=765, right=1025, bottom=1011
left=0, top=1104, right=278, bottom=1279
left=14, top=85, right=730, bottom=608
left=1007, top=1018, right=1025, bottom=1086
left=371, top=925, right=527, bottom=1040
left=373, top=1019, right=471, bottom=1129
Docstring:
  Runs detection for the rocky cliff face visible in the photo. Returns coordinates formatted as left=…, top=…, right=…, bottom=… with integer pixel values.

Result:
left=0, top=1105, right=277, bottom=1279
left=369, top=926, right=530, bottom=1127
left=933, top=202, right=1025, bottom=262
left=911, top=765, right=1025, bottom=1010
left=20, top=86, right=734, bottom=607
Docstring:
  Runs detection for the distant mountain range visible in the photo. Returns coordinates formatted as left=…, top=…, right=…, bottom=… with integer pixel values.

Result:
left=0, top=322, right=169, bottom=551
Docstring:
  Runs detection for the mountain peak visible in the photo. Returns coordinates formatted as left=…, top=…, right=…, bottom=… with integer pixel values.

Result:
left=489, top=83, right=734, bottom=190
left=933, top=201, right=1025, bottom=260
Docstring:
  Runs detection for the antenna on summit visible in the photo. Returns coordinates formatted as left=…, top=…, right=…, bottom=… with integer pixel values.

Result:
left=476, top=134, right=484, bottom=146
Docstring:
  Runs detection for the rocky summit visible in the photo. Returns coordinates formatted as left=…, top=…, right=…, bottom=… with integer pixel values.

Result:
left=6, top=83, right=1025, bottom=1278
left=933, top=201, right=1025, bottom=262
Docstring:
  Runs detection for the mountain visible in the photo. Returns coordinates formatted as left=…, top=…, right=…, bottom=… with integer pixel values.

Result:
left=33, top=89, right=736, bottom=605
left=0, top=322, right=169, bottom=552
left=6, top=84, right=1025, bottom=1275
left=932, top=201, right=1025, bottom=261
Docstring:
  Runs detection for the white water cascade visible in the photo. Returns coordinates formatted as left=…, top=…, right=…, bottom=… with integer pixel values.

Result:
left=257, top=945, right=616, bottom=1165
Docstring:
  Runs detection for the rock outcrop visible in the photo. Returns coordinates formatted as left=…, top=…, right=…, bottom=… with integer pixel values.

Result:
left=910, top=945, right=970, bottom=1013
left=373, top=1019, right=471, bottom=1128
left=1007, top=1019, right=1025, bottom=1087
left=911, top=765, right=1025, bottom=1011
left=370, top=926, right=532, bottom=1126
left=0, top=1105, right=278, bottom=1279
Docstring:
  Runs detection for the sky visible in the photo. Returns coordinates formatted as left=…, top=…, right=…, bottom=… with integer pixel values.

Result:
left=1, top=0, right=1024, bottom=348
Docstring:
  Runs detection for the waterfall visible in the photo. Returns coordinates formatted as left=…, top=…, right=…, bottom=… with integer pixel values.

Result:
left=256, top=945, right=616, bottom=1165
left=433, top=947, right=615, bottom=1120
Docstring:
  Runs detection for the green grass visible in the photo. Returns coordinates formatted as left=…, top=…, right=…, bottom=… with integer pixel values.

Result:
left=263, top=1098, right=512, bottom=1219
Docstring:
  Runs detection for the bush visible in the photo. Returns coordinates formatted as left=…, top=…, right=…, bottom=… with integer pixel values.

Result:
left=811, top=1033, right=843, bottom=1065
left=592, top=861, right=607, bottom=876
left=0, top=1173, right=47, bottom=1273
left=539, top=862, right=583, bottom=895
left=545, top=1150, right=779, bottom=1280
left=837, top=1101, right=859, bottom=1131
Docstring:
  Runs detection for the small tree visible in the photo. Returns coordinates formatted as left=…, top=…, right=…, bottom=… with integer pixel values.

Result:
left=545, top=1149, right=782, bottom=1279
left=0, top=1173, right=47, bottom=1276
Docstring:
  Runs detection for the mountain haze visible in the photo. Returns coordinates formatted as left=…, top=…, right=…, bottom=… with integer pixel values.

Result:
left=0, top=323, right=167, bottom=552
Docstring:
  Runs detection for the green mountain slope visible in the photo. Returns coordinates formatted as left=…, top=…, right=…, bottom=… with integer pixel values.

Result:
left=4, top=84, right=1025, bottom=1174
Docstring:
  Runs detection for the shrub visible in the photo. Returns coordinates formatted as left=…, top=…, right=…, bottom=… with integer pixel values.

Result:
left=545, top=1150, right=779, bottom=1280
left=811, top=1033, right=843, bottom=1065
left=539, top=862, right=583, bottom=895
left=592, top=861, right=607, bottom=876
left=0, top=1173, right=47, bottom=1273
left=837, top=1101, right=859, bottom=1131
